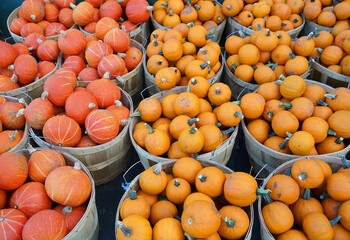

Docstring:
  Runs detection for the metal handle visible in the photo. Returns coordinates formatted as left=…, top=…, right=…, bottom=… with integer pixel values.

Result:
left=121, top=161, right=142, bottom=191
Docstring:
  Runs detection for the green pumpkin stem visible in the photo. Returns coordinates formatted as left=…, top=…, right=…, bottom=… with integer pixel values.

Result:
left=256, top=188, right=272, bottom=195
left=231, top=64, right=238, bottom=70
left=192, top=153, right=198, bottom=160
left=335, top=137, right=344, bottom=144
left=267, top=111, right=273, bottom=119
left=271, top=63, right=278, bottom=71
left=174, top=179, right=180, bottom=187
left=158, top=49, right=163, bottom=55
left=145, top=123, right=155, bottom=134
left=308, top=58, right=315, bottom=65
left=268, top=131, right=277, bottom=138
left=188, top=118, right=199, bottom=126
left=130, top=110, right=141, bottom=117
left=313, top=28, right=319, bottom=37
left=189, top=127, right=198, bottom=134
left=216, top=121, right=222, bottom=128
left=281, top=22, right=287, bottom=26
left=194, top=4, right=200, bottom=10
left=154, top=164, right=162, bottom=175
left=152, top=40, right=159, bottom=46
left=199, top=48, right=207, bottom=54
left=298, top=172, right=307, bottom=181
left=190, top=78, right=197, bottom=85
left=117, top=221, right=132, bottom=237
left=200, top=61, right=210, bottom=69
left=0, top=217, right=4, bottom=222
left=263, top=194, right=273, bottom=205
left=158, top=195, right=168, bottom=201
left=225, top=217, right=236, bottom=228
left=293, top=17, right=299, bottom=23
left=174, top=215, right=181, bottom=221
left=280, top=102, right=292, bottom=109
left=306, top=31, right=314, bottom=40
left=341, top=155, right=350, bottom=169
left=152, top=33, right=158, bottom=39
left=221, top=127, right=235, bottom=136
left=319, top=191, right=330, bottom=200
left=234, top=111, right=244, bottom=119
left=156, top=60, right=163, bottom=65
left=279, top=133, right=291, bottom=150
left=284, top=168, right=291, bottom=176
left=215, top=87, right=221, bottom=95
left=276, top=33, right=282, bottom=39
left=130, top=190, right=137, bottom=200
left=62, top=206, right=72, bottom=216
left=330, top=215, right=342, bottom=227
left=317, top=100, right=328, bottom=106
left=325, top=93, right=337, bottom=100
left=169, top=8, right=173, bottom=16
left=288, top=52, right=296, bottom=59
left=266, top=29, right=271, bottom=36
left=198, top=175, right=207, bottom=182
left=302, top=189, right=311, bottom=200
left=257, top=23, right=261, bottom=31
left=327, top=129, right=336, bottom=136
left=186, top=0, right=191, bottom=6
left=161, top=2, right=168, bottom=6
left=184, top=232, right=195, bottom=240
left=187, top=22, right=194, bottom=28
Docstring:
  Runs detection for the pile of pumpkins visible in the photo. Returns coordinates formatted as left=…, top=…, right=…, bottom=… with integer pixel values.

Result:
left=0, top=149, right=92, bottom=239
left=221, top=0, right=303, bottom=32
left=117, top=157, right=269, bottom=239
left=152, top=0, right=225, bottom=30
left=21, top=69, right=130, bottom=147
left=132, top=82, right=241, bottom=158
left=146, top=27, right=222, bottom=90
left=0, top=39, right=59, bottom=92
left=261, top=157, right=350, bottom=239
left=244, top=76, right=350, bottom=155
left=0, top=96, right=26, bottom=154
left=72, top=0, right=152, bottom=35
left=225, top=29, right=313, bottom=85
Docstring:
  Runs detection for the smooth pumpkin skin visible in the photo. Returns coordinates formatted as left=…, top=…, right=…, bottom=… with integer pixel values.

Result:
left=262, top=200, right=294, bottom=235
left=172, top=157, right=202, bottom=185
left=174, top=91, right=200, bottom=118
left=264, top=136, right=291, bottom=154
left=144, top=127, right=171, bottom=156
left=0, top=152, right=28, bottom=190
left=218, top=205, right=250, bottom=239
left=271, top=110, right=299, bottom=137
left=197, top=232, right=221, bottom=240
left=266, top=174, right=299, bottom=205
left=333, top=223, right=350, bottom=240
left=178, top=127, right=204, bottom=154
left=317, top=136, right=345, bottom=154
left=0, top=189, right=6, bottom=209
left=133, top=122, right=149, bottom=148
left=153, top=218, right=184, bottom=240
left=312, top=106, right=333, bottom=121
left=279, top=75, right=306, bottom=100
left=328, top=110, right=350, bottom=139
left=181, top=200, right=221, bottom=239
left=150, top=200, right=178, bottom=226
left=137, top=97, right=162, bottom=122
left=183, top=192, right=215, bottom=209
left=136, top=190, right=158, bottom=208
left=338, top=200, right=350, bottom=231
left=291, top=158, right=324, bottom=189
left=263, top=100, right=285, bottom=122
left=161, top=94, right=178, bottom=119
left=240, top=93, right=266, bottom=119
left=277, top=229, right=308, bottom=240
left=169, top=115, right=196, bottom=141
left=120, top=192, right=150, bottom=220
left=207, top=83, right=232, bottom=107
left=322, top=197, right=342, bottom=220
left=166, top=178, right=191, bottom=205
left=301, top=117, right=331, bottom=143
left=54, top=205, right=86, bottom=232
left=216, top=102, right=243, bottom=127
left=195, top=167, right=226, bottom=198
left=288, top=131, right=315, bottom=156
left=139, top=166, right=168, bottom=195
left=167, top=141, right=191, bottom=159
left=303, top=212, right=333, bottom=240
left=285, top=97, right=314, bottom=122
left=327, top=173, right=350, bottom=202
left=198, top=125, right=224, bottom=153
left=117, top=215, right=152, bottom=240
left=257, top=82, right=282, bottom=101
left=0, top=209, right=27, bottom=240
left=247, top=119, right=270, bottom=143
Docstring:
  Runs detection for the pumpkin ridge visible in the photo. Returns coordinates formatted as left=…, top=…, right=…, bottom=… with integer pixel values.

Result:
left=30, top=160, right=47, bottom=180
left=59, top=118, right=71, bottom=144
left=62, top=124, right=80, bottom=145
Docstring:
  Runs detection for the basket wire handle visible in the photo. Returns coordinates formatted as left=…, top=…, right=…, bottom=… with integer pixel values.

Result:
left=140, top=85, right=161, bottom=99
left=236, top=85, right=248, bottom=100
left=254, top=164, right=268, bottom=181
left=121, top=161, right=142, bottom=191
left=210, top=128, right=235, bottom=156
left=19, top=89, right=33, bottom=102
left=29, top=133, right=54, bottom=150
left=4, top=37, right=14, bottom=43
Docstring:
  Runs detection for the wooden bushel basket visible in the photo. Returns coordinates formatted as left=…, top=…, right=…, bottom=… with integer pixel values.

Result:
left=303, top=20, right=332, bottom=37
left=115, top=159, right=254, bottom=240
left=311, top=61, right=350, bottom=88
left=129, top=86, right=238, bottom=169
left=242, top=80, right=350, bottom=178
left=258, top=155, right=349, bottom=240
left=18, top=147, right=99, bottom=240
left=225, top=14, right=305, bottom=39
left=144, top=52, right=225, bottom=96
left=29, top=88, right=134, bottom=186
left=7, top=7, right=77, bottom=43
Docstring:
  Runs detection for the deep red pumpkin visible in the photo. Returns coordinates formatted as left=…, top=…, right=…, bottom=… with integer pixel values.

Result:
left=0, top=152, right=28, bottom=190
left=99, top=0, right=123, bottom=21
left=0, top=209, right=27, bottom=240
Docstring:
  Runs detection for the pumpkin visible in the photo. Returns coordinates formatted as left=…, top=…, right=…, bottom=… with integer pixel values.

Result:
left=85, top=41, right=113, bottom=68
left=139, top=165, right=168, bottom=195
left=116, top=215, right=152, bottom=240
left=62, top=55, right=85, bottom=76
left=134, top=97, right=162, bottom=123
left=222, top=0, right=244, bottom=16
left=104, top=28, right=130, bottom=53
left=21, top=0, right=45, bottom=23
left=301, top=117, right=334, bottom=143
left=328, top=110, right=350, bottom=139
left=0, top=102, right=25, bottom=130
left=218, top=205, right=250, bottom=239
left=19, top=23, right=43, bottom=37
left=45, top=162, right=91, bottom=207
left=55, top=68, right=77, bottom=88
left=153, top=218, right=184, bottom=240
left=124, top=47, right=142, bottom=71
left=36, top=61, right=55, bottom=79
left=106, top=100, right=130, bottom=129
left=28, top=148, right=65, bottom=183
left=266, top=171, right=300, bottom=205
left=58, top=29, right=86, bottom=55
left=277, top=229, right=308, bottom=240
left=262, top=100, right=285, bottom=122
left=257, top=82, right=282, bottom=101
left=135, top=190, right=157, bottom=209
left=0, top=130, right=23, bottom=154
left=12, top=54, right=38, bottom=85
left=144, top=123, right=170, bottom=156
left=322, top=197, right=342, bottom=220
left=0, top=209, right=27, bottom=240
left=281, top=97, right=314, bottom=122
left=43, top=73, right=74, bottom=107
left=85, top=110, right=119, bottom=144
left=327, top=173, right=350, bottom=202
left=333, top=222, right=350, bottom=240
left=0, top=189, right=6, bottom=209
left=338, top=200, right=350, bottom=231
left=45, top=22, right=66, bottom=37
left=216, top=102, right=243, bottom=127
left=303, top=212, right=334, bottom=240
left=54, top=205, right=86, bottom=232
left=10, top=182, right=52, bottom=218
left=262, top=195, right=294, bottom=234
left=86, top=72, right=121, bottom=108
left=10, top=17, right=28, bottom=35
left=284, top=54, right=309, bottom=76
left=71, top=2, right=94, bottom=26
left=240, top=93, right=266, bottom=119
left=125, top=0, right=152, bottom=24
left=172, top=157, right=202, bottom=185
left=97, top=54, right=125, bottom=77
left=37, top=39, right=59, bottom=61
left=279, top=75, right=306, bottom=100
left=187, top=77, right=210, bottom=99
left=174, top=90, right=200, bottom=118
left=224, top=172, right=270, bottom=207
left=181, top=200, right=221, bottom=238
left=0, top=151, right=27, bottom=191
left=155, top=67, right=177, bottom=90
left=65, top=91, right=98, bottom=125
left=77, top=67, right=98, bottom=82
left=333, top=1, right=350, bottom=20
left=178, top=127, right=204, bottom=154
left=247, top=119, right=270, bottom=143
left=238, top=44, right=260, bottom=65
left=271, top=110, right=299, bottom=137
left=150, top=200, right=178, bottom=226
left=188, top=26, right=214, bottom=48
left=325, top=88, right=350, bottom=112
left=165, top=178, right=191, bottom=204
left=98, top=0, right=122, bottom=20
left=195, top=166, right=225, bottom=198
left=317, top=136, right=345, bottom=154
left=43, top=116, right=81, bottom=147
left=132, top=122, right=149, bottom=148
left=320, top=46, right=343, bottom=66
left=185, top=60, right=210, bottom=79
left=22, top=209, right=67, bottom=240
left=196, top=112, right=218, bottom=128
left=291, top=158, right=324, bottom=189
left=120, top=190, right=150, bottom=220
left=207, top=83, right=231, bottom=107
left=168, top=141, right=191, bottom=159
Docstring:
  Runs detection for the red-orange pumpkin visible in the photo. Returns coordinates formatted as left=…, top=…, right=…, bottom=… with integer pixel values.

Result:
left=58, top=29, right=86, bottom=55
left=45, top=162, right=91, bottom=207
left=43, top=73, right=75, bottom=107
left=45, top=22, right=67, bottom=37
left=71, top=1, right=95, bottom=26
left=0, top=41, right=18, bottom=68
left=103, top=28, right=130, bottom=53
left=0, top=101, right=25, bottom=130
left=58, top=8, right=75, bottom=28
left=125, top=0, right=152, bottom=24
left=62, top=55, right=86, bottom=76
left=78, top=67, right=99, bottom=82
left=0, top=130, right=24, bottom=154
left=99, top=0, right=123, bottom=20
left=37, top=39, right=59, bottom=61
left=13, top=54, right=38, bottom=85
left=54, top=205, right=86, bottom=232
left=85, top=41, right=113, bottom=68
left=0, top=75, right=19, bottom=91
left=97, top=54, right=125, bottom=77
left=0, top=209, right=27, bottom=240
left=0, top=152, right=28, bottom=190
left=20, top=0, right=45, bottom=23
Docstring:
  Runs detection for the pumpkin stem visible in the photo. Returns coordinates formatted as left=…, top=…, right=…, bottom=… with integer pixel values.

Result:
left=7, top=64, right=14, bottom=70
left=306, top=32, right=314, bottom=40
left=302, top=189, right=311, bottom=200
left=276, top=33, right=282, bottom=39
left=267, top=111, right=273, bottom=119
left=190, top=78, right=197, bottom=85
left=146, top=6, right=153, bottom=11
left=188, top=118, right=199, bottom=126
left=174, top=179, right=180, bottom=187
left=281, top=23, right=287, bottom=27
left=37, top=38, right=43, bottom=45
left=73, top=162, right=81, bottom=171
left=194, top=4, right=200, bottom=10
left=0, top=217, right=4, bottom=222
left=257, top=23, right=261, bottom=31
left=184, top=232, right=195, bottom=240
left=10, top=74, right=18, bottom=83
left=252, top=65, right=258, bottom=70
left=187, top=22, right=194, bottom=28
left=199, top=48, right=207, bottom=54
left=144, top=123, right=155, bottom=134
left=198, top=174, right=207, bottom=182
left=308, top=58, right=315, bottom=66
left=265, top=29, right=271, bottom=36
left=169, top=8, right=173, bottom=16
left=256, top=188, right=272, bottom=195
left=327, top=129, right=336, bottom=136
left=41, top=91, right=49, bottom=100
left=156, top=60, right=163, bottom=65
left=329, top=6, right=334, bottom=12
left=114, top=100, right=122, bottom=107
left=9, top=130, right=18, bottom=141
left=215, top=87, right=221, bottom=94
left=293, top=17, right=299, bottom=23
left=298, top=172, right=307, bottom=181
left=330, top=215, right=342, bottom=227
left=335, top=137, right=344, bottom=144
left=62, top=206, right=72, bottom=216
left=121, top=119, right=128, bottom=126
left=28, top=47, right=34, bottom=51
left=161, top=77, right=167, bottom=83
left=234, top=111, right=244, bottom=119
left=117, top=221, right=132, bottom=237
left=88, top=103, right=96, bottom=109
left=205, top=34, right=215, bottom=40
left=60, top=30, right=67, bottom=37
left=271, top=63, right=278, bottom=71
left=16, top=109, right=24, bottom=118
left=130, top=190, right=137, bottom=200
left=216, top=122, right=222, bottom=127
left=186, top=0, right=191, bottom=6
left=200, top=61, right=210, bottom=69
left=333, top=0, right=340, bottom=4
left=226, top=5, right=232, bottom=10
left=248, top=13, right=252, bottom=17
left=152, top=33, right=158, bottom=39
left=221, top=127, right=235, bottom=136
left=288, top=52, right=296, bottom=59
left=69, top=2, right=76, bottom=9
left=225, top=217, right=236, bottom=228
left=27, top=144, right=36, bottom=154
left=161, top=2, right=168, bottom=6
left=313, top=28, right=319, bottom=37
left=30, top=14, right=36, bottom=20
left=319, top=192, right=330, bottom=199
left=158, top=50, right=163, bottom=55
left=341, top=155, right=350, bottom=169
left=280, top=102, right=292, bottom=109
left=103, top=71, right=110, bottom=79
left=14, top=204, right=18, bottom=209
left=118, top=53, right=126, bottom=58
left=284, top=168, right=291, bottom=176
left=231, top=64, right=238, bottom=70
left=130, top=110, right=141, bottom=118
left=317, top=100, right=328, bottom=106
left=189, top=127, right=198, bottom=134
left=268, top=131, right=277, bottom=138
left=174, top=215, right=181, bottom=221
left=279, top=134, right=291, bottom=150
left=153, top=164, right=162, bottom=175
left=263, top=194, right=273, bottom=205
left=324, top=93, right=337, bottom=100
